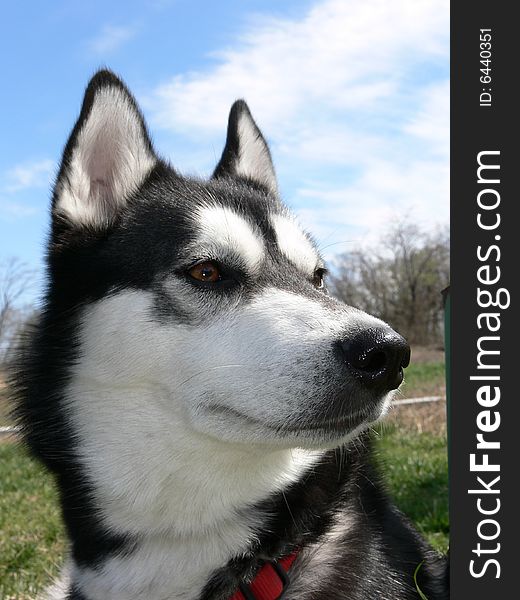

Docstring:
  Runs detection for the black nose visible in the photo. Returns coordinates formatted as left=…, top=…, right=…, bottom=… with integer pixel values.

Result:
left=339, top=327, right=410, bottom=392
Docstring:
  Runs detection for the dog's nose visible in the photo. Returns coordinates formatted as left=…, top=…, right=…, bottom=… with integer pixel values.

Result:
left=339, top=327, right=410, bottom=392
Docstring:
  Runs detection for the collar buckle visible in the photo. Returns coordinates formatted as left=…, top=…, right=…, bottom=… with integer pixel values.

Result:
left=238, top=559, right=291, bottom=600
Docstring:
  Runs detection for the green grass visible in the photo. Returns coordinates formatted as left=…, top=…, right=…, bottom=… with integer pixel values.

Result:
left=0, top=444, right=65, bottom=600
left=374, top=425, right=449, bottom=553
left=0, top=428, right=448, bottom=598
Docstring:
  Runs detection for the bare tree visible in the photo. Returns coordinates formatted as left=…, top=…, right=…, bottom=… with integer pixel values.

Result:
left=0, top=258, right=37, bottom=364
left=330, top=221, right=449, bottom=346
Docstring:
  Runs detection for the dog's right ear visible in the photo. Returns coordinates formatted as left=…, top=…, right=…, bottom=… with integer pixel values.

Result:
left=52, top=70, right=157, bottom=229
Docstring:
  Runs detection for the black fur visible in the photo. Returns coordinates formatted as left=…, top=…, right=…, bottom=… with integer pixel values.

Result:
left=201, top=436, right=448, bottom=599
left=11, top=70, right=448, bottom=599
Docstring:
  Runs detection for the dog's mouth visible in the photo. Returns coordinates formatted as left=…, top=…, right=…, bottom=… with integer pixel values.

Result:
left=203, top=395, right=390, bottom=443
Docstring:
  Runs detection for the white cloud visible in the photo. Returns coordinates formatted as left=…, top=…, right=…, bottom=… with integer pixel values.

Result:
left=4, top=159, right=55, bottom=193
left=0, top=198, right=38, bottom=220
left=295, top=159, right=450, bottom=257
left=404, top=80, right=450, bottom=158
left=87, top=24, right=138, bottom=55
left=147, top=0, right=448, bottom=135
left=0, top=159, right=54, bottom=221
left=144, top=0, right=449, bottom=256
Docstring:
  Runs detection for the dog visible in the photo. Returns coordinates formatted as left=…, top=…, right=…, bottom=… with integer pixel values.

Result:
left=13, top=70, right=448, bottom=599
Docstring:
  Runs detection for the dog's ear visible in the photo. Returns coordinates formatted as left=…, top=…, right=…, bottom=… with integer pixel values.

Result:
left=52, top=70, right=157, bottom=228
left=213, top=100, right=278, bottom=195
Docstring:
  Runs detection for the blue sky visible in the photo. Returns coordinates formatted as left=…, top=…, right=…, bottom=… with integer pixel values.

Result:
left=1, top=0, right=449, bottom=302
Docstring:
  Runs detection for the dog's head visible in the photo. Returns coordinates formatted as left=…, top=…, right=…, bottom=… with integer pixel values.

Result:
left=49, top=70, right=409, bottom=451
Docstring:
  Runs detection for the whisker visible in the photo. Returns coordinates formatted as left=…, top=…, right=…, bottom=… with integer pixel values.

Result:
left=318, top=240, right=357, bottom=252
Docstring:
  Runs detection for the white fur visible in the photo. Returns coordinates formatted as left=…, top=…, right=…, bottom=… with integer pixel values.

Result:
left=40, top=563, right=71, bottom=600
left=55, top=86, right=156, bottom=226
left=272, top=214, right=321, bottom=274
left=235, top=111, right=278, bottom=194
left=57, top=286, right=388, bottom=599
left=194, top=205, right=265, bottom=273
left=73, top=530, right=256, bottom=600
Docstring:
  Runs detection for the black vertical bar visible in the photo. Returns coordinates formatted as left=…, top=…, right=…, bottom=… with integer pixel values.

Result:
left=451, top=2, right=518, bottom=598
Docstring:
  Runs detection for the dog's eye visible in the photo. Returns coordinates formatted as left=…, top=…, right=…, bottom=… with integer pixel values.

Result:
left=313, top=268, right=326, bottom=289
left=187, top=261, right=222, bottom=283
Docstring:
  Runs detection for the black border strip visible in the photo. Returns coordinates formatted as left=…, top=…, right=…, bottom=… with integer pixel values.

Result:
left=451, top=3, right=516, bottom=596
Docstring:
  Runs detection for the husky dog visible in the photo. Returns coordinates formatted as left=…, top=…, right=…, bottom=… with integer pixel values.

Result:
left=14, top=70, right=448, bottom=599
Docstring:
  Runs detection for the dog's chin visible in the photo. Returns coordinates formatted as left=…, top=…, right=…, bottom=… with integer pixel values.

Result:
left=274, top=394, right=393, bottom=450
left=195, top=394, right=393, bottom=450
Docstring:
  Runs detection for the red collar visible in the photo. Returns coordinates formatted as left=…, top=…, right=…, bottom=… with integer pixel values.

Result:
left=229, top=552, right=299, bottom=600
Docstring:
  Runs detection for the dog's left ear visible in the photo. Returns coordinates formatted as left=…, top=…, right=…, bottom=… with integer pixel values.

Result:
left=213, top=100, right=278, bottom=195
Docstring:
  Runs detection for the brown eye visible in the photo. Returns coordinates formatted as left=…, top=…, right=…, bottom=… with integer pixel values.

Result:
left=188, top=261, right=222, bottom=283
left=313, top=268, right=326, bottom=289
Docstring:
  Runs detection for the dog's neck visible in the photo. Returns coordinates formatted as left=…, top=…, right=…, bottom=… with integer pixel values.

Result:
left=62, top=385, right=322, bottom=600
